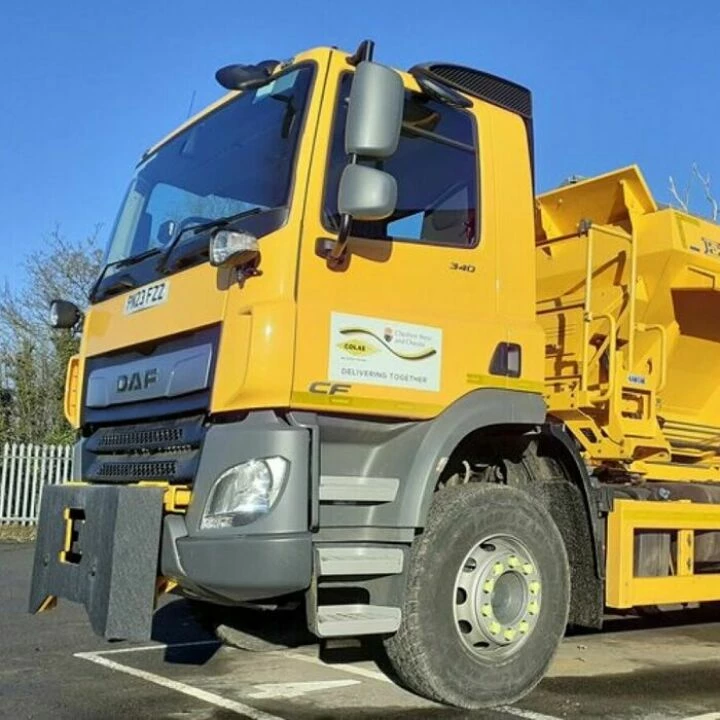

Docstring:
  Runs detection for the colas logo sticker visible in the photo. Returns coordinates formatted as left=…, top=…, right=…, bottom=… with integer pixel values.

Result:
left=336, top=338, right=379, bottom=357
left=338, top=327, right=437, bottom=361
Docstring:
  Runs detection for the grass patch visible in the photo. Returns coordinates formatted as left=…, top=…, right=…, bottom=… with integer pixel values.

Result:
left=0, top=524, right=36, bottom=543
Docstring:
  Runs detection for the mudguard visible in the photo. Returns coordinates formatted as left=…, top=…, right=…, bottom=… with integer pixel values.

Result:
left=29, top=484, right=164, bottom=641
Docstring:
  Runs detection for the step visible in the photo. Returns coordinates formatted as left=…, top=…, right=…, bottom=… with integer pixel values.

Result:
left=317, top=547, right=404, bottom=576
left=315, top=604, right=402, bottom=637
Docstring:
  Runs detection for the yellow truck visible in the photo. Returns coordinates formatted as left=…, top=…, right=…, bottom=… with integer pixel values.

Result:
left=30, top=39, right=720, bottom=708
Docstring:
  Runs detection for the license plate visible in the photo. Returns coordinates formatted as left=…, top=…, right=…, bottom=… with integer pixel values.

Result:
left=124, top=280, right=169, bottom=315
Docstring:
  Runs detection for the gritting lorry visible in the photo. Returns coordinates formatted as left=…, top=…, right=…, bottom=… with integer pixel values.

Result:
left=30, top=39, right=720, bottom=708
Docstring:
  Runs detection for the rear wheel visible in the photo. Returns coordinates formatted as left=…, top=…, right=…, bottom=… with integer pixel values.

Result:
left=385, top=483, right=570, bottom=708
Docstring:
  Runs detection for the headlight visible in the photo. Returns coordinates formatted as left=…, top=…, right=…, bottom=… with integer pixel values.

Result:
left=201, top=456, right=288, bottom=529
left=209, top=229, right=259, bottom=267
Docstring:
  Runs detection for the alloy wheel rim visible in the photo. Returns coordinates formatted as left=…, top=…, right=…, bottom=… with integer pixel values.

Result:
left=453, top=534, right=542, bottom=658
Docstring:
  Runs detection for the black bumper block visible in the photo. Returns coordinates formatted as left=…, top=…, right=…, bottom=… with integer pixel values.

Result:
left=29, top=484, right=164, bottom=641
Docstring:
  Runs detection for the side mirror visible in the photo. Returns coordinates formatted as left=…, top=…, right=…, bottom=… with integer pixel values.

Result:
left=345, top=61, right=404, bottom=157
left=49, top=299, right=82, bottom=329
left=325, top=58, right=404, bottom=266
left=338, top=164, right=397, bottom=220
left=156, top=219, right=176, bottom=246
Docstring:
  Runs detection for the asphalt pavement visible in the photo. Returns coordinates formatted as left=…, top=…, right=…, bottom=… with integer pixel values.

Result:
left=2, top=542, right=720, bottom=720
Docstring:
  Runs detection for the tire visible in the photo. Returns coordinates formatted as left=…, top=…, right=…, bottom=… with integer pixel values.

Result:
left=384, top=483, right=570, bottom=708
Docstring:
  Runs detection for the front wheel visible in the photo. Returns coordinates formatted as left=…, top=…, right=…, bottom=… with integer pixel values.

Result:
left=385, top=483, right=570, bottom=708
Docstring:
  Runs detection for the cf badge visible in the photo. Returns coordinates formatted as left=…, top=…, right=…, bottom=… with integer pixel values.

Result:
left=309, top=381, right=351, bottom=395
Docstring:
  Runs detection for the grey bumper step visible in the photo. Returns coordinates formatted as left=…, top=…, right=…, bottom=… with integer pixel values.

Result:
left=317, top=547, right=404, bottom=576
left=316, top=604, right=402, bottom=637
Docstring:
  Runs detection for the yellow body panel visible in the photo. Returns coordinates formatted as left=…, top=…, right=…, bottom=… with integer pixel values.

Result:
left=606, top=499, right=720, bottom=607
left=537, top=166, right=720, bottom=481
left=75, top=48, right=333, bottom=421
left=291, top=52, right=542, bottom=420
left=70, top=47, right=543, bottom=430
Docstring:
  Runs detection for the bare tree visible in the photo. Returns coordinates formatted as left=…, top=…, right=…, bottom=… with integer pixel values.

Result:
left=0, top=226, right=103, bottom=443
left=668, top=164, right=719, bottom=221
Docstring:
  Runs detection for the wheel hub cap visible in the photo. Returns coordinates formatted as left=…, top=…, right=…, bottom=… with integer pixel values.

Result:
left=454, top=535, right=541, bottom=656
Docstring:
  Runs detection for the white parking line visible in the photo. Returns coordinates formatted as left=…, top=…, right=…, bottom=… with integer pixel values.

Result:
left=247, top=680, right=360, bottom=699
left=678, top=714, right=720, bottom=720
left=74, top=651, right=286, bottom=720
left=91, top=639, right=220, bottom=655
left=499, top=707, right=564, bottom=720
left=283, top=651, right=564, bottom=720
left=283, top=650, right=393, bottom=683
left=80, top=642, right=566, bottom=720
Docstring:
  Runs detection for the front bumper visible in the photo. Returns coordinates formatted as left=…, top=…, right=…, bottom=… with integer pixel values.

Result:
left=162, top=515, right=312, bottom=603
left=171, top=413, right=314, bottom=602
left=29, top=413, right=314, bottom=640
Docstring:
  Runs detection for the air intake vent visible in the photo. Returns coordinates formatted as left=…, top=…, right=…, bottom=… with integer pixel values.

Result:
left=86, top=415, right=204, bottom=454
left=410, top=63, right=532, bottom=119
left=96, top=460, right=178, bottom=480
left=98, top=427, right=184, bottom=450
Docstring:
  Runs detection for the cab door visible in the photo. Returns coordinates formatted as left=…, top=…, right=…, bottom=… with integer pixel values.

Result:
left=292, top=52, right=502, bottom=420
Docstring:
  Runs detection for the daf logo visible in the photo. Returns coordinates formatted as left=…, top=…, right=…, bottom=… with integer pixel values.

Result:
left=116, top=368, right=159, bottom=393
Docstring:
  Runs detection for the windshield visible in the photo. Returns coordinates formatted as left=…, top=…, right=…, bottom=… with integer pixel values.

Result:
left=103, top=64, right=315, bottom=271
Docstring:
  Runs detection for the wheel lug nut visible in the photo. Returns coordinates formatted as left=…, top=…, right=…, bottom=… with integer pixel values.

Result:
left=483, top=579, right=495, bottom=593
left=492, top=562, right=504, bottom=576
left=481, top=604, right=492, bottom=617
left=504, top=628, right=516, bottom=641
left=528, top=601, right=539, bottom=616
left=489, top=621, right=501, bottom=635
left=519, top=620, right=530, bottom=634
left=507, top=556, right=520, bottom=568
left=522, top=563, right=534, bottom=575
left=529, top=581, right=540, bottom=595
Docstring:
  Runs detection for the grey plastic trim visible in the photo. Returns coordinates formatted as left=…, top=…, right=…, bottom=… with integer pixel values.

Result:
left=315, top=604, right=401, bottom=637
left=86, top=343, right=213, bottom=408
left=316, top=389, right=546, bottom=531
left=185, top=412, right=310, bottom=538
left=315, top=527, right=415, bottom=543
left=319, top=476, right=399, bottom=503
left=402, top=389, right=546, bottom=528
left=317, top=547, right=404, bottom=576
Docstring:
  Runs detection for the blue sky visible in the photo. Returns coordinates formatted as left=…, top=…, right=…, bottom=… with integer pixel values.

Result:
left=2, top=1, right=719, bottom=287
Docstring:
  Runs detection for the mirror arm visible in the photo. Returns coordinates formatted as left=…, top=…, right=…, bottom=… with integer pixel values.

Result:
left=327, top=211, right=353, bottom=266
left=347, top=39, right=375, bottom=66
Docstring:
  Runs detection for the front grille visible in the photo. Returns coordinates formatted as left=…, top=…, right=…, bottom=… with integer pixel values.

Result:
left=96, top=427, right=184, bottom=450
left=96, top=460, right=178, bottom=480
left=84, top=415, right=204, bottom=484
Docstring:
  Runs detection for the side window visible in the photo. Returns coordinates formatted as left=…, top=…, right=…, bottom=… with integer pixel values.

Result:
left=324, top=75, right=479, bottom=247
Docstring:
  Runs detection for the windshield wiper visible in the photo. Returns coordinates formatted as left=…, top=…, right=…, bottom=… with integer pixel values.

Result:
left=114, top=247, right=163, bottom=268
left=157, top=207, right=264, bottom=273
left=88, top=247, right=163, bottom=302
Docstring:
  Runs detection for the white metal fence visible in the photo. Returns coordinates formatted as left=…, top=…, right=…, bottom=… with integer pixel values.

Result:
left=0, top=443, right=72, bottom=525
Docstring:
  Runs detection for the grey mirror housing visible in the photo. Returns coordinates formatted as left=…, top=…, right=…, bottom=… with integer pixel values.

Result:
left=338, top=164, right=397, bottom=221
left=49, top=299, right=82, bottom=329
left=345, top=61, right=404, bottom=158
